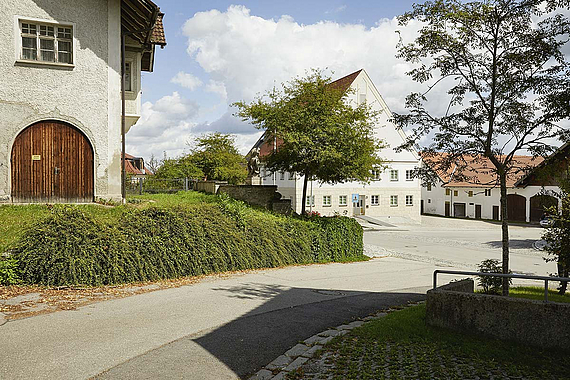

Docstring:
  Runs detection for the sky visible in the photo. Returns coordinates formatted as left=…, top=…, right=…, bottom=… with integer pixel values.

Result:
left=128, top=0, right=426, bottom=161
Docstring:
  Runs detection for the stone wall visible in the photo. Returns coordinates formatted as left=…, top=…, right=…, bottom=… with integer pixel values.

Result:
left=426, top=279, right=570, bottom=350
left=195, top=181, right=226, bottom=194
left=217, top=184, right=292, bottom=215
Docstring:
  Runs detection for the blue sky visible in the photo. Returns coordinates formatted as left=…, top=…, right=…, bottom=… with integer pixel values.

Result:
left=129, top=1, right=423, bottom=160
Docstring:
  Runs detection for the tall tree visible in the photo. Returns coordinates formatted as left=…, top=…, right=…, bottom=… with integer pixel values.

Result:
left=395, top=0, right=570, bottom=294
left=191, top=132, right=248, bottom=185
left=234, top=70, right=385, bottom=215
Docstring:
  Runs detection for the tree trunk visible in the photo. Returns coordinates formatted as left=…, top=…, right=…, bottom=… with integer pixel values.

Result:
left=499, top=170, right=510, bottom=296
left=301, top=173, right=308, bottom=215
left=558, top=261, right=568, bottom=295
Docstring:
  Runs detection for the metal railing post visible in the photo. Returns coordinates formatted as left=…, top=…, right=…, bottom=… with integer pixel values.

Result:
left=139, top=178, right=143, bottom=195
left=545, top=280, right=549, bottom=302
left=433, top=270, right=438, bottom=289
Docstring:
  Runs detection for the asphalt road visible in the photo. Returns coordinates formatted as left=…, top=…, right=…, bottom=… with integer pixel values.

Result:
left=1, top=215, right=552, bottom=379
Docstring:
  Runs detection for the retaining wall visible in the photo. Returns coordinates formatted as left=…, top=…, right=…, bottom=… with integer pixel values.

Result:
left=426, top=279, right=570, bottom=350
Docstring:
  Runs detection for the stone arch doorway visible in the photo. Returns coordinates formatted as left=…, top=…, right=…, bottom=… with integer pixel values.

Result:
left=11, top=120, right=94, bottom=203
left=507, top=194, right=526, bottom=222
left=530, top=194, right=558, bottom=222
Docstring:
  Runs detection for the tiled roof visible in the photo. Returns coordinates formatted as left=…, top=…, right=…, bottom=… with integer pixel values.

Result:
left=329, top=69, right=362, bottom=92
left=423, top=153, right=543, bottom=188
left=150, top=12, right=166, bottom=46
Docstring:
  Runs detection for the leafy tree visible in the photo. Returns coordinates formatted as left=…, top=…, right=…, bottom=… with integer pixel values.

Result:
left=234, top=70, right=385, bottom=215
left=190, top=133, right=248, bottom=185
left=153, top=156, right=204, bottom=180
left=542, top=164, right=570, bottom=294
left=395, top=0, right=570, bottom=295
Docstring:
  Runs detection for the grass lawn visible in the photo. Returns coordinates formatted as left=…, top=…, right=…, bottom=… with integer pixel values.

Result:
left=0, top=191, right=220, bottom=253
left=510, top=286, right=570, bottom=303
left=293, top=304, right=569, bottom=380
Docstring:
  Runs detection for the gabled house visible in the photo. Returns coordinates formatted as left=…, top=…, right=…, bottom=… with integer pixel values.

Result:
left=0, top=0, right=165, bottom=203
left=421, top=152, right=562, bottom=222
left=248, top=69, right=422, bottom=223
left=123, top=153, right=152, bottom=180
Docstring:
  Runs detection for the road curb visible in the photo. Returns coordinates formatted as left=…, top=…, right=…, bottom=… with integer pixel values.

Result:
left=248, top=301, right=425, bottom=380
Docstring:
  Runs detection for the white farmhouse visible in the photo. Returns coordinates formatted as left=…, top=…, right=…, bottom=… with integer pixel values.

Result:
left=0, top=0, right=165, bottom=203
left=249, top=70, right=422, bottom=223
left=421, top=150, right=564, bottom=223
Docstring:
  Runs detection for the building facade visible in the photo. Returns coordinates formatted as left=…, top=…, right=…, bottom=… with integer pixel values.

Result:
left=250, top=70, right=422, bottom=223
left=0, top=0, right=165, bottom=203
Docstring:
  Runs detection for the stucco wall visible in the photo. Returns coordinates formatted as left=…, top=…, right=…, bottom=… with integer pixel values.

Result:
left=0, top=0, right=122, bottom=201
left=217, top=184, right=292, bottom=214
left=426, top=279, right=570, bottom=350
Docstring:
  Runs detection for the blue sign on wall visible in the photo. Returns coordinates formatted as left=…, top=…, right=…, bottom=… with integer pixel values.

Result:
left=352, top=194, right=359, bottom=203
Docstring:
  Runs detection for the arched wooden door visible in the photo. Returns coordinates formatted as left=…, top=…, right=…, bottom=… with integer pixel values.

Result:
left=530, top=195, right=558, bottom=222
left=11, top=121, right=94, bottom=203
left=507, top=194, right=526, bottom=222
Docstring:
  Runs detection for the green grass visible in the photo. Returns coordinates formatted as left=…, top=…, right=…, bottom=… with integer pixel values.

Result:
left=128, top=191, right=220, bottom=207
left=510, top=286, right=570, bottom=303
left=296, top=304, right=569, bottom=380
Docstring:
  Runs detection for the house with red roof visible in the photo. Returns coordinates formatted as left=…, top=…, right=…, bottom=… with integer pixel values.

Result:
left=248, top=69, right=422, bottom=223
left=421, top=150, right=564, bottom=222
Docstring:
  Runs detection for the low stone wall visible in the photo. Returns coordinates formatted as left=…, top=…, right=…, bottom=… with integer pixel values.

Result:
left=426, top=279, right=570, bottom=350
left=217, top=185, right=292, bottom=215
left=195, top=181, right=227, bottom=194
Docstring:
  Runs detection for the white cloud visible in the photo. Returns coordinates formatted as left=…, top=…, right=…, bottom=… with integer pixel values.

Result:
left=181, top=5, right=429, bottom=115
left=126, top=92, right=199, bottom=159
left=205, top=79, right=228, bottom=100
left=170, top=71, right=203, bottom=90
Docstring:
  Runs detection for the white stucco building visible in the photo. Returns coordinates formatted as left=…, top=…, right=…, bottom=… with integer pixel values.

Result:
left=421, top=151, right=565, bottom=223
left=0, top=0, right=165, bottom=203
left=249, top=70, right=422, bottom=223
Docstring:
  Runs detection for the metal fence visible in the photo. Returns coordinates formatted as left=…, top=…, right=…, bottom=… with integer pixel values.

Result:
left=126, top=177, right=197, bottom=195
left=433, top=269, right=570, bottom=302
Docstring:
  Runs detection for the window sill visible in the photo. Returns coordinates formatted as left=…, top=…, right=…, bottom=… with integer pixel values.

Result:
left=390, top=205, right=398, bottom=207
left=371, top=204, right=379, bottom=206
left=322, top=205, right=332, bottom=207
left=406, top=204, right=414, bottom=207
left=339, top=205, right=347, bottom=207
left=16, top=59, right=74, bottom=69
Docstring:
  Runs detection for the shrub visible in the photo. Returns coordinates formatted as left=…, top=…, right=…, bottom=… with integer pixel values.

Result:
left=0, top=256, right=20, bottom=285
left=477, top=259, right=511, bottom=294
left=11, top=202, right=365, bottom=286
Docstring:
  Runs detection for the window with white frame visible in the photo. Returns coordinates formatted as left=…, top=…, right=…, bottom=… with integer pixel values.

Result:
left=339, top=195, right=347, bottom=206
left=305, top=195, right=315, bottom=206
left=280, top=171, right=285, bottom=180
left=124, top=61, right=133, bottom=92
left=19, top=21, right=73, bottom=64
left=427, top=183, right=432, bottom=191
left=468, top=190, right=474, bottom=197
left=323, top=195, right=331, bottom=206
left=371, top=169, right=381, bottom=181
left=390, top=169, right=399, bottom=181
left=371, top=195, right=379, bottom=205
left=405, top=170, right=414, bottom=181
left=485, top=189, right=492, bottom=196
left=390, top=195, right=398, bottom=206
left=406, top=195, right=413, bottom=206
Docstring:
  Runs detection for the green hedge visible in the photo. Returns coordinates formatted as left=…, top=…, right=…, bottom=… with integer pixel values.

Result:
left=11, top=200, right=364, bottom=286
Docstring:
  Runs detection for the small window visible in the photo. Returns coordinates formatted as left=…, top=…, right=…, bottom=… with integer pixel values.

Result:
left=358, top=93, right=366, bottom=105
left=406, top=195, right=413, bottom=206
left=427, top=183, right=432, bottom=191
left=339, top=195, right=347, bottom=206
left=19, top=20, right=73, bottom=65
left=405, top=170, right=413, bottom=181
left=485, top=189, right=492, bottom=197
left=468, top=190, right=473, bottom=197
left=305, top=195, right=315, bottom=206
left=371, top=169, right=381, bottom=181
left=428, top=198, right=432, bottom=204
left=390, top=170, right=399, bottom=181
left=454, top=190, right=458, bottom=196
left=445, top=189, right=451, bottom=196
left=280, top=171, right=285, bottom=180
left=124, top=62, right=132, bottom=92
left=371, top=195, right=379, bottom=205
left=322, top=195, right=331, bottom=206
left=390, top=195, right=398, bottom=207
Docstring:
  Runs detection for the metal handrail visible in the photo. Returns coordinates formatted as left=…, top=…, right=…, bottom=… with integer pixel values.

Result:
left=433, top=269, right=570, bottom=302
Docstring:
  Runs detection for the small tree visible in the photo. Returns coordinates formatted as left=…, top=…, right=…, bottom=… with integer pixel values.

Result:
left=191, top=133, right=248, bottom=185
left=234, top=70, right=385, bottom=215
left=395, top=0, right=570, bottom=295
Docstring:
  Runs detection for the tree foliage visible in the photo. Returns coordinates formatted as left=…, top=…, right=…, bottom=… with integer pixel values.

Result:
left=234, top=69, right=385, bottom=214
left=395, top=0, right=570, bottom=294
left=152, top=133, right=247, bottom=185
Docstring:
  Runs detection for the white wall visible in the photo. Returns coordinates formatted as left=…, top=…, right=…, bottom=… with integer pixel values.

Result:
left=0, top=0, right=124, bottom=201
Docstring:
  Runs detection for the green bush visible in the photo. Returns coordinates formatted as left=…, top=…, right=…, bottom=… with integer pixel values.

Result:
left=477, top=259, right=511, bottom=294
left=10, top=202, right=365, bottom=286
left=0, top=256, right=20, bottom=285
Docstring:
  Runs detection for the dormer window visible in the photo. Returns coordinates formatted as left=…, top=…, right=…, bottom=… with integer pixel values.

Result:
left=19, top=20, right=73, bottom=65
